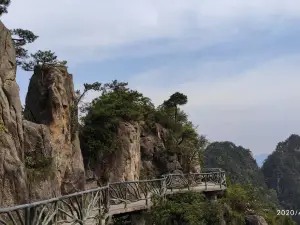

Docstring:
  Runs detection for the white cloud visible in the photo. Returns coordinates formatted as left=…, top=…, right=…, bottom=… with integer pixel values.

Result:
left=2, top=0, right=300, bottom=61
left=127, top=54, right=300, bottom=154
left=3, top=0, right=300, bottom=155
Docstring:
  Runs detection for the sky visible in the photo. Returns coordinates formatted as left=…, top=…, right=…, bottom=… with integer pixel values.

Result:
left=2, top=0, right=300, bottom=156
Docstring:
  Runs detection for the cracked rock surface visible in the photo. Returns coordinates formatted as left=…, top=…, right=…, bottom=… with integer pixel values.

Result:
left=0, top=20, right=27, bottom=207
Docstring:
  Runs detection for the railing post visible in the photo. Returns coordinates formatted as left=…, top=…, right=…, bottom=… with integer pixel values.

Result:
left=25, top=207, right=31, bottom=225
left=219, top=172, right=222, bottom=189
left=107, top=186, right=110, bottom=212
left=145, top=182, right=149, bottom=206
left=54, top=201, right=59, bottom=224
left=205, top=175, right=207, bottom=190
left=98, top=190, right=102, bottom=222
left=161, top=178, right=166, bottom=195
left=125, top=183, right=128, bottom=208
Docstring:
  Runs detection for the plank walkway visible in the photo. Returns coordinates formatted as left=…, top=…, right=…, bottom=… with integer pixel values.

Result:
left=108, top=182, right=226, bottom=216
left=82, top=182, right=226, bottom=225
left=0, top=171, right=227, bottom=225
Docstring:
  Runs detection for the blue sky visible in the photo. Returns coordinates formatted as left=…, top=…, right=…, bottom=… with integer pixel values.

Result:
left=2, top=0, right=300, bottom=155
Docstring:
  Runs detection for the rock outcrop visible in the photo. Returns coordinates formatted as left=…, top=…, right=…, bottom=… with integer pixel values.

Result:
left=109, top=121, right=141, bottom=182
left=24, top=65, right=85, bottom=195
left=0, top=21, right=27, bottom=207
left=23, top=120, right=60, bottom=201
left=140, top=123, right=182, bottom=178
left=84, top=122, right=186, bottom=186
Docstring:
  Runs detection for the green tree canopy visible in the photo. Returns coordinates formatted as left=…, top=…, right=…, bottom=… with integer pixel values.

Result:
left=80, top=80, right=154, bottom=165
left=21, top=50, right=67, bottom=71
left=11, top=29, right=38, bottom=66
left=149, top=184, right=295, bottom=225
left=163, top=92, right=188, bottom=123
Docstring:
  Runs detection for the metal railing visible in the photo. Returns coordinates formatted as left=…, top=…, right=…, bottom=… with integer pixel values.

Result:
left=0, top=169, right=226, bottom=225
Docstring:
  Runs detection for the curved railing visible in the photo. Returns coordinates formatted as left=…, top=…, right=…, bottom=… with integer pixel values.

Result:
left=0, top=169, right=226, bottom=225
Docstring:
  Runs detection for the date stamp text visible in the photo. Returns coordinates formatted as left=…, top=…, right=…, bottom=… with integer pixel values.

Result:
left=277, top=210, right=300, bottom=216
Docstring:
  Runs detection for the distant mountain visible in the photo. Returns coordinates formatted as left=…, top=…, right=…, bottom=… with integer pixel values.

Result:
left=254, top=153, right=269, bottom=167
left=204, top=142, right=266, bottom=187
left=262, top=134, right=300, bottom=224
left=203, top=141, right=279, bottom=207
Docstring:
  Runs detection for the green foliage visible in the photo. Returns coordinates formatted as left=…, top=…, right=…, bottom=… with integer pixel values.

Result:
left=1, top=1, right=38, bottom=67
left=70, top=82, right=102, bottom=139
left=223, top=184, right=295, bottom=225
left=149, top=184, right=295, bottom=225
left=80, top=80, right=155, bottom=174
left=21, top=50, right=67, bottom=71
left=80, top=81, right=204, bottom=175
left=162, top=92, right=188, bottom=126
left=150, top=192, right=224, bottom=225
left=0, top=0, right=10, bottom=16
left=0, top=121, right=8, bottom=132
left=163, top=92, right=188, bottom=108
left=79, top=80, right=205, bottom=177
left=10, top=29, right=39, bottom=66
left=25, top=155, right=52, bottom=169
left=153, top=95, right=205, bottom=172
left=25, top=154, right=55, bottom=182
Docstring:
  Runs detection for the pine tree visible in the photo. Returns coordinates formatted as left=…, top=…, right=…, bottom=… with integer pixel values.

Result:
left=0, top=0, right=10, bottom=16
left=1, top=0, right=39, bottom=68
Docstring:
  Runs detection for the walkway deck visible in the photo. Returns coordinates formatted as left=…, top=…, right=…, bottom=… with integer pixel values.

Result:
left=108, top=183, right=226, bottom=216
left=0, top=170, right=227, bottom=225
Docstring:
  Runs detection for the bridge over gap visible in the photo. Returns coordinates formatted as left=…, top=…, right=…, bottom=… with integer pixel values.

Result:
left=0, top=168, right=226, bottom=225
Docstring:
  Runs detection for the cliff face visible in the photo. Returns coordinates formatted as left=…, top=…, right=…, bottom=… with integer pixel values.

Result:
left=23, top=120, right=60, bottom=201
left=140, top=123, right=182, bottom=178
left=262, top=134, right=300, bottom=224
left=109, top=122, right=141, bottom=182
left=24, top=66, right=85, bottom=195
left=84, top=121, right=185, bottom=186
left=0, top=21, right=27, bottom=207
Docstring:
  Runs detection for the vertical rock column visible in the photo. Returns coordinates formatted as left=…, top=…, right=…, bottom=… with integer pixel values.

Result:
left=0, top=21, right=27, bottom=206
left=109, top=122, right=141, bottom=182
left=24, top=65, right=85, bottom=194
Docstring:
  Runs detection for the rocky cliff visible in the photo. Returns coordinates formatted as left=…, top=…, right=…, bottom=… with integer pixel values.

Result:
left=262, top=134, right=300, bottom=224
left=107, top=121, right=141, bottom=182
left=23, top=120, right=60, bottom=201
left=0, top=20, right=86, bottom=207
left=0, top=20, right=27, bottom=207
left=24, top=65, right=85, bottom=195
left=140, top=123, right=183, bottom=178
left=84, top=121, right=184, bottom=187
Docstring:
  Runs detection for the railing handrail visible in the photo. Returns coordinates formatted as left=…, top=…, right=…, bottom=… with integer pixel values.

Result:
left=0, top=185, right=109, bottom=213
left=109, top=177, right=165, bottom=185
left=0, top=170, right=226, bottom=213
